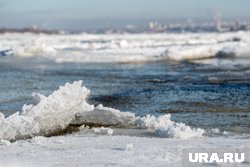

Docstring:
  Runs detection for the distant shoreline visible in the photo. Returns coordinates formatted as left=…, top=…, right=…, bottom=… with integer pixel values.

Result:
left=1, top=25, right=250, bottom=35
left=0, top=28, right=62, bottom=34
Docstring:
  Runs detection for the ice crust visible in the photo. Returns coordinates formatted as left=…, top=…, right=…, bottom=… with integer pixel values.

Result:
left=1, top=135, right=250, bottom=167
left=0, top=81, right=204, bottom=140
left=1, top=32, right=250, bottom=62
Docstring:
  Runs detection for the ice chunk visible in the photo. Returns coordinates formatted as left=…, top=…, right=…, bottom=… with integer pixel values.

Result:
left=0, top=81, right=92, bottom=140
left=92, top=127, right=113, bottom=136
left=135, top=115, right=204, bottom=139
left=0, top=139, right=11, bottom=146
left=155, top=123, right=204, bottom=139
left=125, top=143, right=133, bottom=151
left=0, top=80, right=204, bottom=141
left=73, top=104, right=136, bottom=127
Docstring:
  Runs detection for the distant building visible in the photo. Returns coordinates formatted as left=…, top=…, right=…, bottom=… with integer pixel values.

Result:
left=214, top=12, right=222, bottom=32
left=148, top=22, right=157, bottom=30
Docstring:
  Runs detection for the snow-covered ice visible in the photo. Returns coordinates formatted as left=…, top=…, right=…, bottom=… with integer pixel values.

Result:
left=0, top=134, right=249, bottom=167
left=1, top=31, right=250, bottom=63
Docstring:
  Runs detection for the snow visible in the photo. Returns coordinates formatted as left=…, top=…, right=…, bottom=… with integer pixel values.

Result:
left=0, top=134, right=249, bottom=167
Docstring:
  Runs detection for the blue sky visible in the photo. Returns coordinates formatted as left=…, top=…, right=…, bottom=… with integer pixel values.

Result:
left=0, top=0, right=249, bottom=30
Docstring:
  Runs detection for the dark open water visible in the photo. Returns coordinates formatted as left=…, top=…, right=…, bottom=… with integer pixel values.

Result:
left=0, top=57, right=250, bottom=135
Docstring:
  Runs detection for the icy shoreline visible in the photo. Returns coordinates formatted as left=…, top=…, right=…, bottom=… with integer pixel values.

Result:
left=1, top=30, right=250, bottom=166
left=0, top=134, right=249, bottom=167
left=1, top=31, right=250, bottom=63
left=1, top=81, right=249, bottom=167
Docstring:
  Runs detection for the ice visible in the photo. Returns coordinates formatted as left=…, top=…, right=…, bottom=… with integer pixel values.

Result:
left=75, top=104, right=204, bottom=138
left=135, top=115, right=204, bottom=139
left=92, top=127, right=114, bottom=136
left=0, top=139, right=11, bottom=146
left=125, top=143, right=133, bottom=151
left=0, top=49, right=13, bottom=56
left=217, top=44, right=250, bottom=58
left=211, top=128, right=220, bottom=133
left=0, top=134, right=249, bottom=167
left=73, top=104, right=136, bottom=127
left=0, top=81, right=93, bottom=140
left=164, top=41, right=250, bottom=61
left=135, top=114, right=174, bottom=129
left=164, top=45, right=219, bottom=61
left=15, top=38, right=57, bottom=58
left=1, top=31, right=250, bottom=63
left=0, top=81, right=204, bottom=141
left=154, top=123, right=204, bottom=139
left=29, top=136, right=48, bottom=145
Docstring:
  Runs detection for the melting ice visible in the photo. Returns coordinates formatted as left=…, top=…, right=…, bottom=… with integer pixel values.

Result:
left=0, top=81, right=204, bottom=141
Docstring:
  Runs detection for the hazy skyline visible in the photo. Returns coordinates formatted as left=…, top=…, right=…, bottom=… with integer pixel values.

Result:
left=0, top=0, right=250, bottom=30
